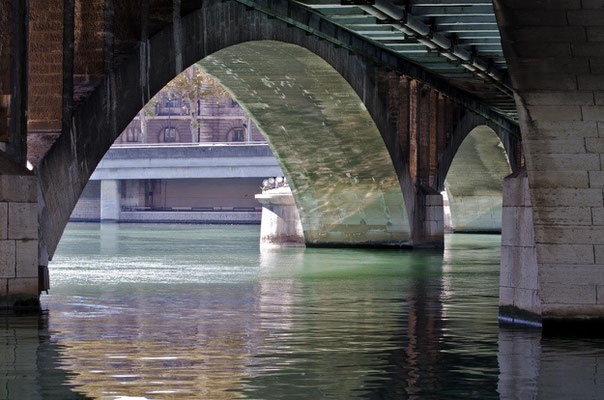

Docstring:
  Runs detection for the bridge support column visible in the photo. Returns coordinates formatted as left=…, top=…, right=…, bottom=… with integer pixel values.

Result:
left=499, top=170, right=540, bottom=325
left=495, top=0, right=604, bottom=328
left=100, top=180, right=121, bottom=222
left=255, top=186, right=304, bottom=248
left=413, top=190, right=444, bottom=248
left=0, top=155, right=40, bottom=310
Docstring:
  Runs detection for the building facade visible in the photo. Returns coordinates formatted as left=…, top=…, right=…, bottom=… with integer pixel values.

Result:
left=70, top=91, right=279, bottom=224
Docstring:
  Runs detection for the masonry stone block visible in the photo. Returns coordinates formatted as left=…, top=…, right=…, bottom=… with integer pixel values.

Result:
left=503, top=179, right=531, bottom=208
left=527, top=106, right=583, bottom=121
left=585, top=137, right=604, bottom=153
left=529, top=171, right=589, bottom=189
left=0, top=240, right=15, bottom=278
left=531, top=120, right=598, bottom=138
left=582, top=106, right=604, bottom=122
left=541, top=264, right=604, bottom=286
left=541, top=284, right=597, bottom=305
left=537, top=243, right=595, bottom=264
left=7, top=202, right=37, bottom=240
left=510, top=247, right=539, bottom=291
left=533, top=206, right=592, bottom=225
left=595, top=245, right=604, bottom=264
left=16, top=240, right=38, bottom=278
left=514, top=288, right=541, bottom=315
left=0, top=202, right=6, bottom=240
left=502, top=207, right=534, bottom=247
left=531, top=188, right=602, bottom=207
left=588, top=171, right=604, bottom=187
left=535, top=226, right=604, bottom=244
left=0, top=278, right=6, bottom=296
left=0, top=175, right=37, bottom=202
left=593, top=207, right=604, bottom=225
left=524, top=138, right=587, bottom=154
left=7, top=277, right=38, bottom=295
left=578, top=74, right=604, bottom=90
left=528, top=153, right=601, bottom=171
left=598, top=285, right=604, bottom=304
left=499, top=286, right=514, bottom=307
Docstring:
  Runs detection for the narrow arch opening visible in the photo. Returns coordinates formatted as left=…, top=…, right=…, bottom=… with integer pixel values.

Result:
left=442, top=125, right=512, bottom=234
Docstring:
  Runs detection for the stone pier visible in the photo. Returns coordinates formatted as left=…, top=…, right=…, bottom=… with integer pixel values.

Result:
left=255, top=186, right=305, bottom=248
left=0, top=154, right=39, bottom=309
left=499, top=169, right=540, bottom=325
left=100, top=180, right=120, bottom=222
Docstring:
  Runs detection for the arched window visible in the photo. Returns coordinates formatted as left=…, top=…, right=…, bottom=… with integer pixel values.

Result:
left=162, top=127, right=179, bottom=143
left=229, top=128, right=245, bottom=142
left=126, top=127, right=140, bottom=142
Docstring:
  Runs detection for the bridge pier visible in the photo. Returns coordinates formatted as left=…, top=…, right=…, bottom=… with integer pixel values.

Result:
left=499, top=170, right=540, bottom=325
left=495, top=0, right=604, bottom=327
left=0, top=155, right=40, bottom=310
left=414, top=191, right=445, bottom=249
left=255, top=186, right=304, bottom=248
left=100, top=180, right=121, bottom=222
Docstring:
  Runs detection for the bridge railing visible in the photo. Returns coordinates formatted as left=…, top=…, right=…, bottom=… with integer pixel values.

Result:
left=110, top=140, right=268, bottom=149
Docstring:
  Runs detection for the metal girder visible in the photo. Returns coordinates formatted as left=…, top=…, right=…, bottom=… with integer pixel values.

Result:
left=293, top=0, right=516, bottom=119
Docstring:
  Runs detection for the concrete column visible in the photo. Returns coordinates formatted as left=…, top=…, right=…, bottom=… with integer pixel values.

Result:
left=495, top=1, right=604, bottom=326
left=255, top=186, right=304, bottom=248
left=100, top=180, right=120, bottom=221
left=499, top=170, right=540, bottom=325
left=413, top=191, right=445, bottom=248
left=0, top=154, right=39, bottom=310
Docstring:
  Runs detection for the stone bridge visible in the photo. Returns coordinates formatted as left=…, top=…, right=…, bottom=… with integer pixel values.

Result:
left=0, top=0, right=603, bottom=328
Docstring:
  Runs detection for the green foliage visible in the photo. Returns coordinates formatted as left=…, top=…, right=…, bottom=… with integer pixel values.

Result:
left=140, top=64, right=230, bottom=119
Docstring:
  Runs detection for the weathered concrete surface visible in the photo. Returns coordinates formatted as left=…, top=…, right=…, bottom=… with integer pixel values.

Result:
left=495, top=0, right=604, bottom=324
left=30, top=0, right=521, bottom=259
left=0, top=153, right=39, bottom=309
left=100, top=180, right=120, bottom=222
left=201, top=42, right=411, bottom=247
left=499, top=169, right=540, bottom=324
left=91, top=144, right=282, bottom=180
left=444, top=126, right=512, bottom=233
left=255, top=186, right=304, bottom=247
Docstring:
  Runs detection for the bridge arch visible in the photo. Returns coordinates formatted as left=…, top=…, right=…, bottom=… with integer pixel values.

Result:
left=442, top=125, right=512, bottom=233
left=432, top=112, right=519, bottom=234
left=35, top=0, right=415, bottom=259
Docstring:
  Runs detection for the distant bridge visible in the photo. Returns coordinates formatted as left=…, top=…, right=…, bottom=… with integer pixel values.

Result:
left=91, top=143, right=283, bottom=180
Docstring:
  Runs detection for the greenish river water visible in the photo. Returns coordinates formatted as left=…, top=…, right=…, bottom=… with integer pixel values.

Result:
left=1, top=223, right=603, bottom=399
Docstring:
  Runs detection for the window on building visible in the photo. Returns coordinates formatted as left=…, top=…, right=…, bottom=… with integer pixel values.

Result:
left=231, top=128, right=245, bottom=142
left=126, top=127, right=140, bottom=142
left=163, top=127, right=178, bottom=143
left=165, top=99, right=180, bottom=108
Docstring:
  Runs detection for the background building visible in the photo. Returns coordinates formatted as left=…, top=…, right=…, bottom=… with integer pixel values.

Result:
left=70, top=68, right=282, bottom=224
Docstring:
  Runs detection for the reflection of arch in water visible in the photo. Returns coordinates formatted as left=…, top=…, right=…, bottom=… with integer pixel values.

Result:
left=440, top=126, right=512, bottom=233
left=198, top=41, right=410, bottom=247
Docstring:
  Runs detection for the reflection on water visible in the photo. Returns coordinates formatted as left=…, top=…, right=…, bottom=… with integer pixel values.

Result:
left=0, top=224, right=603, bottom=399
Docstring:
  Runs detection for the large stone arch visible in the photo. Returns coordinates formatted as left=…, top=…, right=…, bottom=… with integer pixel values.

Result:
left=199, top=41, right=410, bottom=247
left=35, top=0, right=414, bottom=260
left=442, top=125, right=512, bottom=233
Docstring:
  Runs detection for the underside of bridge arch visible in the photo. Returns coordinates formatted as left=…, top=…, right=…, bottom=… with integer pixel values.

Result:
left=444, top=126, right=512, bottom=233
left=198, top=41, right=410, bottom=247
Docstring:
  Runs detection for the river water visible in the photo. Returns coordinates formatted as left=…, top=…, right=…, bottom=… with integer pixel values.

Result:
left=1, top=223, right=603, bottom=399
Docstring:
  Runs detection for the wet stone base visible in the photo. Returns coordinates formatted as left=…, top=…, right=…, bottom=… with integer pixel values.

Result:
left=498, top=305, right=542, bottom=328
left=306, top=241, right=414, bottom=250
left=0, top=294, right=41, bottom=312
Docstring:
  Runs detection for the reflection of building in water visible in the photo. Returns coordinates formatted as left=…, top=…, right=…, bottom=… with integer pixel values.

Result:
left=70, top=90, right=284, bottom=225
left=0, top=313, right=89, bottom=400
left=47, top=292, right=253, bottom=399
